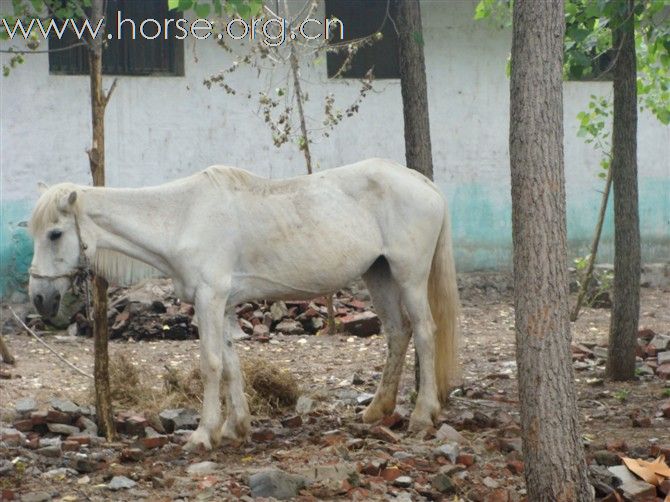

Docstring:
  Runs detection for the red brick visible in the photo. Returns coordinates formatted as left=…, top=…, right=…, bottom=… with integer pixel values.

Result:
left=46, top=409, right=71, bottom=424
left=125, top=415, right=148, bottom=436
left=657, top=363, right=670, bottom=379
left=251, top=429, right=275, bottom=442
left=339, top=311, right=381, bottom=337
left=30, top=411, right=48, bottom=426
left=280, top=415, right=302, bottom=428
left=69, top=435, right=91, bottom=445
left=380, top=467, right=402, bottom=481
left=456, top=453, right=475, bottom=467
left=141, top=435, right=168, bottom=449
left=506, top=460, right=524, bottom=474
left=370, top=425, right=400, bottom=443
left=321, top=431, right=347, bottom=446
left=13, top=419, right=33, bottom=432
left=485, top=489, right=509, bottom=502
left=62, top=440, right=80, bottom=452
left=379, top=412, right=405, bottom=430
left=121, top=448, right=144, bottom=461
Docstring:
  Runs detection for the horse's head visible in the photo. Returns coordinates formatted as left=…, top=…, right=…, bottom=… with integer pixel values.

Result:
left=28, top=183, right=85, bottom=319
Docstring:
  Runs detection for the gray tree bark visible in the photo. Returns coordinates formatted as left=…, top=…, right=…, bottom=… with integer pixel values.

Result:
left=509, top=0, right=592, bottom=500
left=606, top=0, right=640, bottom=381
left=393, top=0, right=433, bottom=391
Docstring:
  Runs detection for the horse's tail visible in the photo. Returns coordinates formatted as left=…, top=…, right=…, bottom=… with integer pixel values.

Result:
left=428, top=202, right=461, bottom=405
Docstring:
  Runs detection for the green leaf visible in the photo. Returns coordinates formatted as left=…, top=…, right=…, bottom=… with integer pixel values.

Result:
left=249, top=0, right=263, bottom=17
left=167, top=0, right=180, bottom=10
left=178, top=0, right=193, bottom=11
left=412, top=31, right=424, bottom=47
left=194, top=3, right=210, bottom=17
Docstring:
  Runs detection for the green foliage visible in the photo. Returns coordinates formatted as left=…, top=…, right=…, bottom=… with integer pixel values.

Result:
left=167, top=0, right=263, bottom=18
left=1, top=0, right=93, bottom=75
left=662, top=388, right=670, bottom=398
left=613, top=389, right=630, bottom=402
left=473, top=0, right=511, bottom=27
left=474, top=0, right=670, bottom=124
left=576, top=95, right=612, bottom=178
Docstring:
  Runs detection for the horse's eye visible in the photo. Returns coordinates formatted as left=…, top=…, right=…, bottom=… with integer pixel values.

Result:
left=48, top=230, right=62, bottom=241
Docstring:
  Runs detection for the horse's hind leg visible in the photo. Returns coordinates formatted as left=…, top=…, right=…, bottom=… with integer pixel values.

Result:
left=398, top=281, right=441, bottom=431
left=361, top=258, right=412, bottom=423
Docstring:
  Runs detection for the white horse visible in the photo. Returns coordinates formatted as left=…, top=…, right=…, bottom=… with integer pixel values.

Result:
left=27, top=158, right=460, bottom=450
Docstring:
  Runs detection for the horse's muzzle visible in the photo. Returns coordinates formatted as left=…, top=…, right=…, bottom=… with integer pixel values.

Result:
left=32, top=291, right=61, bottom=319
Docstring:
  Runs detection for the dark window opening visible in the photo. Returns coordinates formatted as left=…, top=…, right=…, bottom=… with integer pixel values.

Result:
left=49, top=0, right=184, bottom=76
left=567, top=48, right=615, bottom=81
left=325, top=0, right=399, bottom=79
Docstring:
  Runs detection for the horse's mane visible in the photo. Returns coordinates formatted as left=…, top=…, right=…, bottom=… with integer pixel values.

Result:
left=29, top=183, right=162, bottom=286
left=93, top=249, right=162, bottom=286
left=28, top=183, right=81, bottom=236
left=201, top=165, right=261, bottom=191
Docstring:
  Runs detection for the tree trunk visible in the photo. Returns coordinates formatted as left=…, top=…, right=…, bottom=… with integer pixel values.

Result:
left=395, top=0, right=434, bottom=180
left=606, top=0, right=640, bottom=381
left=88, top=0, right=114, bottom=441
left=394, top=0, right=434, bottom=392
left=571, top=167, right=613, bottom=322
left=509, top=1, right=592, bottom=500
left=0, top=335, right=15, bottom=365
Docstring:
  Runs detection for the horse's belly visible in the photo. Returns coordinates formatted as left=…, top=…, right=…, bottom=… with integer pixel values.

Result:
left=231, top=213, right=382, bottom=303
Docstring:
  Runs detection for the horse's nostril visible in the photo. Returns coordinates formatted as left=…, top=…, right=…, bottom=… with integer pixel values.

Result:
left=34, top=294, right=44, bottom=309
left=51, top=293, right=61, bottom=317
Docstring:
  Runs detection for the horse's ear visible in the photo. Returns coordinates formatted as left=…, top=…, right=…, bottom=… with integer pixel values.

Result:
left=57, top=191, right=78, bottom=212
left=37, top=182, right=49, bottom=194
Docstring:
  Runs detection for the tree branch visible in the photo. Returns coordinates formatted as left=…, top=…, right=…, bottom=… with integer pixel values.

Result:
left=8, top=307, right=93, bottom=380
left=103, top=77, right=118, bottom=107
left=0, top=41, right=86, bottom=54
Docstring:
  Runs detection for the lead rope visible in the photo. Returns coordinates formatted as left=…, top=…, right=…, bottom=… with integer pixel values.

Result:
left=73, top=214, right=93, bottom=322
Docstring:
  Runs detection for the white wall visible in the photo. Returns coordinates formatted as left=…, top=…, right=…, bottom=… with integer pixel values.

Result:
left=1, top=0, right=669, bottom=282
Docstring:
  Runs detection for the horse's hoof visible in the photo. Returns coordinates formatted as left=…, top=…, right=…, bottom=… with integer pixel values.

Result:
left=362, top=399, right=395, bottom=423
left=220, top=416, right=250, bottom=441
left=408, top=407, right=436, bottom=432
left=184, top=428, right=213, bottom=451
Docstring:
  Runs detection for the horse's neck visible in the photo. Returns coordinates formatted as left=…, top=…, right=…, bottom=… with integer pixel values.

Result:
left=83, top=185, right=188, bottom=273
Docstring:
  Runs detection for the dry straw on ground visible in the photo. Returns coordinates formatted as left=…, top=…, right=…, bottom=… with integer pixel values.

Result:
left=95, top=352, right=300, bottom=417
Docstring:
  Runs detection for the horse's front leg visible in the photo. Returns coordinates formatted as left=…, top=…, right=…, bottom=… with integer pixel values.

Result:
left=184, top=287, right=226, bottom=451
left=217, top=314, right=251, bottom=442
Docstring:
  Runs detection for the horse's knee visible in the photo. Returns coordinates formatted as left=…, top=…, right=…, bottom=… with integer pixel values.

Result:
left=201, top=353, right=223, bottom=376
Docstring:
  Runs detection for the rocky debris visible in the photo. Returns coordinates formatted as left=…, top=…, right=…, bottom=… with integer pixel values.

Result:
left=187, top=461, right=219, bottom=476
left=339, top=311, right=381, bottom=337
left=435, top=423, right=466, bottom=444
left=15, top=397, right=38, bottom=415
left=19, top=492, right=52, bottom=502
left=108, top=475, right=137, bottom=490
left=248, top=469, right=307, bottom=500
left=570, top=327, right=670, bottom=381
left=295, top=396, right=314, bottom=415
left=433, top=442, right=460, bottom=463
left=158, top=408, right=199, bottom=433
left=50, top=279, right=382, bottom=341
left=49, top=398, right=80, bottom=415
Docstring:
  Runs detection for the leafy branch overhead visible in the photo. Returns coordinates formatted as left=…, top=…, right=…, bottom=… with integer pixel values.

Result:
left=167, top=0, right=263, bottom=19
left=475, top=0, right=670, bottom=124
left=192, top=0, right=379, bottom=159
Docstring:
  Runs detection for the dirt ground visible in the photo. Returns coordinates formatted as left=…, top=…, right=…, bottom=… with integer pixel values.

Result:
left=1, top=283, right=669, bottom=501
